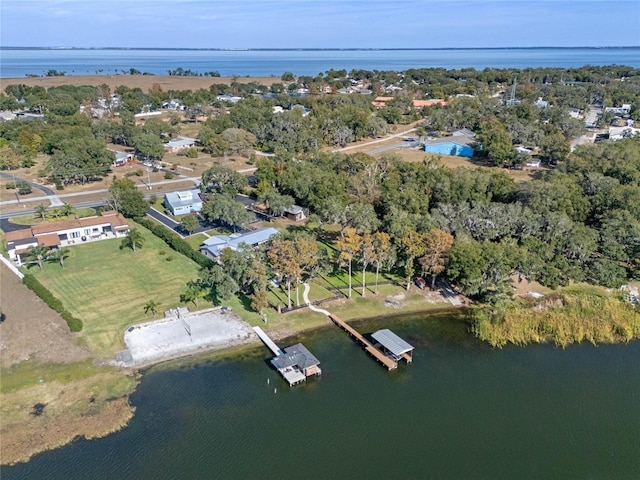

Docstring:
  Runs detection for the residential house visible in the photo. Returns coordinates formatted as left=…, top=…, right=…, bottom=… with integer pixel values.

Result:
left=164, top=189, right=203, bottom=215
left=164, top=137, right=197, bottom=153
left=199, top=227, right=278, bottom=259
left=216, top=94, right=243, bottom=103
left=372, top=96, right=394, bottom=108
left=424, top=135, right=475, bottom=158
left=608, top=126, right=640, bottom=141
left=283, top=205, right=306, bottom=222
left=604, top=104, right=632, bottom=116
left=5, top=210, right=130, bottom=265
left=111, top=150, right=133, bottom=167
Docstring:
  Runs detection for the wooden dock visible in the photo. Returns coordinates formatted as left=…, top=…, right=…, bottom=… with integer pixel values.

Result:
left=253, top=326, right=283, bottom=356
left=328, top=315, right=398, bottom=370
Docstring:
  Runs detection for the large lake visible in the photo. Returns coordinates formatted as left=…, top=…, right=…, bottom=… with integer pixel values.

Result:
left=1, top=47, right=639, bottom=78
left=4, top=311, right=640, bottom=479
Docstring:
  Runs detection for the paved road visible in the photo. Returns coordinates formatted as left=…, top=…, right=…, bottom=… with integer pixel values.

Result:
left=332, top=127, right=417, bottom=153
left=0, top=172, right=64, bottom=206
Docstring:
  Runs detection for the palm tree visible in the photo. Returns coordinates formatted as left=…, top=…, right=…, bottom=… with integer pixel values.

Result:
left=143, top=300, right=160, bottom=315
left=120, top=228, right=145, bottom=252
left=60, top=202, right=74, bottom=218
left=182, top=283, right=206, bottom=308
left=47, top=247, right=70, bottom=268
left=34, top=204, right=48, bottom=221
left=25, top=245, right=50, bottom=270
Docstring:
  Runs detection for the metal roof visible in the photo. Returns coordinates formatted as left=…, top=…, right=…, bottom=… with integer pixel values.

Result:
left=164, top=189, right=202, bottom=209
left=371, top=329, right=414, bottom=356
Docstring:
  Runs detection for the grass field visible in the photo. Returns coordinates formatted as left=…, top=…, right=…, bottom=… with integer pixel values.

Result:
left=28, top=222, right=202, bottom=357
left=389, top=149, right=544, bottom=182
left=9, top=208, right=98, bottom=226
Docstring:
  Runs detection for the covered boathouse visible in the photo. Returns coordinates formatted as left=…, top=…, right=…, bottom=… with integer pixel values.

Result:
left=253, top=327, right=321, bottom=386
left=371, top=329, right=414, bottom=363
left=271, top=344, right=322, bottom=386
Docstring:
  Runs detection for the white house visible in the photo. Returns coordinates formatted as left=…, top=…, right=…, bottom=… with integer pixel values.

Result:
left=164, top=137, right=197, bottom=153
left=164, top=189, right=203, bottom=215
left=4, top=210, right=130, bottom=265
left=199, top=227, right=278, bottom=259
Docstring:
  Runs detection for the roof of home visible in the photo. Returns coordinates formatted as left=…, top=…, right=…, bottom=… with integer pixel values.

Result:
left=165, top=137, right=197, bottom=148
left=4, top=228, right=35, bottom=242
left=7, top=211, right=129, bottom=240
left=38, top=233, right=61, bottom=247
left=164, top=189, right=202, bottom=208
left=284, top=205, right=304, bottom=215
left=371, top=329, right=414, bottom=356
left=201, top=227, right=279, bottom=256
left=272, top=343, right=320, bottom=370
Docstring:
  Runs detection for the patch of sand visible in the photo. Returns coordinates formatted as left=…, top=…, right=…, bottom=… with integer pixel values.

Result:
left=0, top=75, right=281, bottom=93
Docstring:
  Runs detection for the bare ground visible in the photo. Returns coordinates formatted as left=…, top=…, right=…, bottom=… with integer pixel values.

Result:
left=0, top=75, right=281, bottom=93
left=0, top=263, right=91, bottom=367
left=0, top=264, right=136, bottom=466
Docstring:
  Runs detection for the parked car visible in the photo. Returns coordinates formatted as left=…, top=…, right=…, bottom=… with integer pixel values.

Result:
left=414, top=276, right=426, bottom=289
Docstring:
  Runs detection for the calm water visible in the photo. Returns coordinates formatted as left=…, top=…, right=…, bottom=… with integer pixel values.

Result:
left=1, top=47, right=639, bottom=78
left=4, top=311, right=640, bottom=479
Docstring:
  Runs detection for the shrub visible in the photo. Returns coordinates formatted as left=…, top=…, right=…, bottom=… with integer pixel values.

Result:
left=5, top=182, right=16, bottom=190
left=22, top=274, right=83, bottom=332
left=186, top=148, right=199, bottom=159
left=16, top=181, right=32, bottom=195
left=135, top=217, right=214, bottom=268
left=164, top=172, right=174, bottom=179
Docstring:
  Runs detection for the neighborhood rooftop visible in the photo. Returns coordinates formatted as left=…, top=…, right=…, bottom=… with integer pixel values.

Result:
left=200, top=227, right=279, bottom=258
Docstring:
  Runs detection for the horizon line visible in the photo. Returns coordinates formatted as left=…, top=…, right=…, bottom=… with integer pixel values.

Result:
left=2, top=46, right=639, bottom=51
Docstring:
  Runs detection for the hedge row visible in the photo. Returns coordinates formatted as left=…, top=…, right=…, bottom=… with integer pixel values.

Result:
left=136, top=217, right=215, bottom=269
left=22, top=274, right=83, bottom=332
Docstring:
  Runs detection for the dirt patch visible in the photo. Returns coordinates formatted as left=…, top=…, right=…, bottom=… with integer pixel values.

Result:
left=0, top=263, right=91, bottom=367
left=0, top=75, right=281, bottom=93
left=0, top=264, right=137, bottom=466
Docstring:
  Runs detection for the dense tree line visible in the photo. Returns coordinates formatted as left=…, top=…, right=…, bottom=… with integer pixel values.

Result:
left=257, top=137, right=640, bottom=302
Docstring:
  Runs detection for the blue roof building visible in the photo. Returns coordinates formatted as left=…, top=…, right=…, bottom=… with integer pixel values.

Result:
left=164, top=189, right=203, bottom=216
left=199, top=227, right=279, bottom=259
left=424, top=135, right=475, bottom=158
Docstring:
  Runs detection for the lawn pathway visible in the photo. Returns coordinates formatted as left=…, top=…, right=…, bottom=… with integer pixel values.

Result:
left=302, top=282, right=331, bottom=316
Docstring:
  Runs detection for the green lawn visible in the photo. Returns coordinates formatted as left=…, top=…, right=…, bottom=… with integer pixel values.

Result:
left=28, top=222, right=202, bottom=357
left=9, top=208, right=97, bottom=226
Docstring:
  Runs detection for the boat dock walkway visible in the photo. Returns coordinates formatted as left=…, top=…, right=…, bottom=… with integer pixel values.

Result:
left=253, top=326, right=283, bottom=356
left=328, top=314, right=398, bottom=370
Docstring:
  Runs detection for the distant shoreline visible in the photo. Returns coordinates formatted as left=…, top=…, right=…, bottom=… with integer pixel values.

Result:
left=2, top=46, right=639, bottom=51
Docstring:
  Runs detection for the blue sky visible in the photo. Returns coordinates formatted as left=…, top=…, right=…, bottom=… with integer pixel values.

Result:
left=2, top=0, right=639, bottom=48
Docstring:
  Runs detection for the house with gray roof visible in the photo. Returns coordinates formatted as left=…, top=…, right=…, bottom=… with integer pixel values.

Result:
left=199, top=226, right=279, bottom=259
left=164, top=137, right=197, bottom=153
left=164, top=189, right=203, bottom=215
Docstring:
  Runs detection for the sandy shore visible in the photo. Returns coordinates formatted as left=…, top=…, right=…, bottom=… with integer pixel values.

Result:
left=0, top=75, right=282, bottom=92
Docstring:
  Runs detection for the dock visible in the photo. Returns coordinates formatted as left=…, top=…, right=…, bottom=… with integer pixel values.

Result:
left=253, top=326, right=321, bottom=386
left=329, top=315, right=399, bottom=370
left=253, top=326, right=283, bottom=356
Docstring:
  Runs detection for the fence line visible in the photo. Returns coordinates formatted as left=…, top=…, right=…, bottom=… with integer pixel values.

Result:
left=0, top=255, right=24, bottom=280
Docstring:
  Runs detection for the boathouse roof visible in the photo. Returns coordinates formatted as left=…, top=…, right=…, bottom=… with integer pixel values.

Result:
left=371, top=329, right=414, bottom=357
left=272, top=343, right=320, bottom=370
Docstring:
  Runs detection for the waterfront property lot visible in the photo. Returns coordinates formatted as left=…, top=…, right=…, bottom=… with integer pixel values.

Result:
left=121, top=308, right=255, bottom=366
left=29, top=222, right=202, bottom=358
